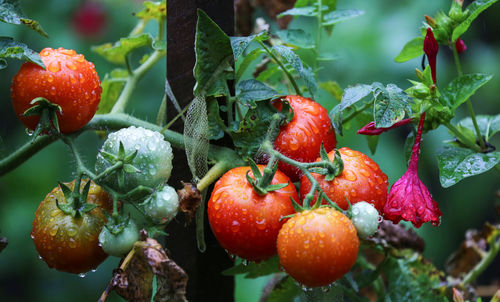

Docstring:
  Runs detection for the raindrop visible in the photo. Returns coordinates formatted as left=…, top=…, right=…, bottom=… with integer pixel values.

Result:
left=78, top=273, right=86, bottom=278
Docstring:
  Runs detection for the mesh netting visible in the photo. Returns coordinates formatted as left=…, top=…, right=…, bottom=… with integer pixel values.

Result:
left=183, top=95, right=209, bottom=182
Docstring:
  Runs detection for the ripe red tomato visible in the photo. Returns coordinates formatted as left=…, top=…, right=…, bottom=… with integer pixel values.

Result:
left=207, top=165, right=298, bottom=261
left=11, top=47, right=101, bottom=133
left=277, top=207, right=360, bottom=287
left=31, top=179, right=112, bottom=274
left=272, top=95, right=336, bottom=182
left=300, top=147, right=388, bottom=213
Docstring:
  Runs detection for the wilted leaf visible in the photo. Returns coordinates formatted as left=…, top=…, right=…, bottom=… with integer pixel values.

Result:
left=0, top=37, right=44, bottom=69
left=366, top=220, right=425, bottom=253
left=0, top=0, right=48, bottom=37
left=178, top=182, right=201, bottom=224
left=446, top=223, right=500, bottom=279
left=104, top=234, right=188, bottom=302
left=222, top=256, right=281, bottom=278
left=92, top=34, right=154, bottom=65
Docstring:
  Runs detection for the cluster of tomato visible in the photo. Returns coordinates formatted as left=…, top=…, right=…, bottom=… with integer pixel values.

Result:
left=11, top=48, right=178, bottom=274
left=207, top=95, right=388, bottom=287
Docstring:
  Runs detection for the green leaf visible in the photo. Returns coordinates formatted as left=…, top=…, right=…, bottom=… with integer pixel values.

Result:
left=0, top=0, right=48, bottom=37
left=271, top=45, right=317, bottom=96
left=338, top=84, right=372, bottom=111
left=92, top=34, right=154, bottom=64
left=277, top=6, right=318, bottom=18
left=230, top=31, right=268, bottom=61
left=222, top=256, right=280, bottom=278
left=193, top=9, right=234, bottom=97
left=207, top=99, right=226, bottom=140
left=458, top=114, right=500, bottom=140
left=452, top=0, right=499, bottom=42
left=437, top=145, right=500, bottom=188
left=381, top=253, right=448, bottom=302
left=97, top=69, right=128, bottom=114
left=394, top=37, right=424, bottom=63
left=265, top=276, right=301, bottom=302
left=320, top=81, right=343, bottom=101
left=230, top=102, right=283, bottom=160
left=135, top=0, right=166, bottom=23
left=235, top=47, right=265, bottom=82
left=322, top=9, right=365, bottom=26
left=276, top=29, right=314, bottom=49
left=373, top=83, right=411, bottom=128
left=236, top=79, right=284, bottom=108
left=441, top=74, right=493, bottom=110
left=0, top=37, right=44, bottom=69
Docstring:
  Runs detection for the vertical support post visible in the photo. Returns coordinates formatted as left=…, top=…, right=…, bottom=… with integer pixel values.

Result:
left=166, top=1, right=235, bottom=301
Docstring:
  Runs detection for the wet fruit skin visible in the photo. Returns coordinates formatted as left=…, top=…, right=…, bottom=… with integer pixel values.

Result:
left=11, top=47, right=101, bottom=133
left=300, top=147, right=388, bottom=213
left=31, top=179, right=112, bottom=274
left=272, top=95, right=337, bottom=182
left=277, top=207, right=360, bottom=287
left=207, top=165, right=298, bottom=261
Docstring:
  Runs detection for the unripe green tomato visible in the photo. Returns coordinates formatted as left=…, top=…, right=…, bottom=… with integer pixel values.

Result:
left=95, top=126, right=173, bottom=197
left=99, top=219, right=140, bottom=257
left=351, top=201, right=380, bottom=238
left=143, top=185, right=179, bottom=224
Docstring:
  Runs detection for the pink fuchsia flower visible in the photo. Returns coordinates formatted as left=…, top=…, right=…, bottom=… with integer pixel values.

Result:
left=357, top=118, right=413, bottom=135
left=455, top=38, right=467, bottom=54
left=424, top=28, right=439, bottom=84
left=383, top=113, right=442, bottom=228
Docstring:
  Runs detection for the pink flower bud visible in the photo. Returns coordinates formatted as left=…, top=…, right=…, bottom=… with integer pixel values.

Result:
left=383, top=114, right=442, bottom=228
left=424, top=28, right=438, bottom=84
left=455, top=38, right=467, bottom=54
left=357, top=118, right=413, bottom=135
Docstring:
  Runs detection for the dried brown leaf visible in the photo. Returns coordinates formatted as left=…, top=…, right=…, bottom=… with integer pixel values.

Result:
left=178, top=181, right=201, bottom=224
left=366, top=220, right=426, bottom=252
left=445, top=223, right=500, bottom=278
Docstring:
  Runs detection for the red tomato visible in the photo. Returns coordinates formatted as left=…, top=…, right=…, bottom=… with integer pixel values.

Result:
left=207, top=165, right=298, bottom=261
left=300, top=147, right=388, bottom=213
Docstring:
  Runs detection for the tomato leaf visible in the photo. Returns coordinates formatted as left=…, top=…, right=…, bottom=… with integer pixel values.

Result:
left=193, top=9, right=234, bottom=97
left=276, top=29, right=314, bottom=49
left=277, top=6, right=318, bottom=18
left=207, top=99, right=226, bottom=140
left=92, top=34, right=154, bottom=65
left=356, top=111, right=379, bottom=154
left=381, top=253, right=448, bottom=302
left=373, top=83, right=412, bottom=128
left=222, top=256, right=280, bottom=278
left=394, top=37, right=424, bottom=63
left=230, top=31, right=268, bottom=61
left=441, top=74, right=493, bottom=111
left=97, top=68, right=128, bottom=114
left=235, top=47, right=265, bottom=82
left=437, top=145, right=500, bottom=188
left=322, top=9, right=365, bottom=26
left=0, top=0, right=48, bottom=37
left=135, top=0, right=166, bottom=23
left=236, top=79, right=284, bottom=108
left=458, top=114, right=500, bottom=140
left=271, top=45, right=317, bottom=96
left=0, top=37, right=44, bottom=69
left=452, top=0, right=499, bottom=42
left=261, top=275, right=302, bottom=302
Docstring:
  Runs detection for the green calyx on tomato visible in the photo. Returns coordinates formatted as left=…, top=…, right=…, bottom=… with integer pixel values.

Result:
left=21, top=97, right=62, bottom=138
left=99, top=217, right=140, bottom=257
left=55, top=177, right=99, bottom=218
left=245, top=158, right=289, bottom=196
left=95, top=126, right=173, bottom=200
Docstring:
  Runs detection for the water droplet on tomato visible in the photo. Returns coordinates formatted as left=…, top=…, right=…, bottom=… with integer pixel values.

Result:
left=78, top=273, right=86, bottom=278
left=256, top=218, right=266, bottom=230
left=48, top=61, right=61, bottom=72
left=49, top=227, right=59, bottom=236
left=230, top=220, right=240, bottom=232
left=344, top=170, right=357, bottom=181
left=66, top=62, right=77, bottom=70
left=68, top=228, right=77, bottom=237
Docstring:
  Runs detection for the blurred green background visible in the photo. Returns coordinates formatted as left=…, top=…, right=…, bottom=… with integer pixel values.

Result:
left=0, top=0, right=498, bottom=302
